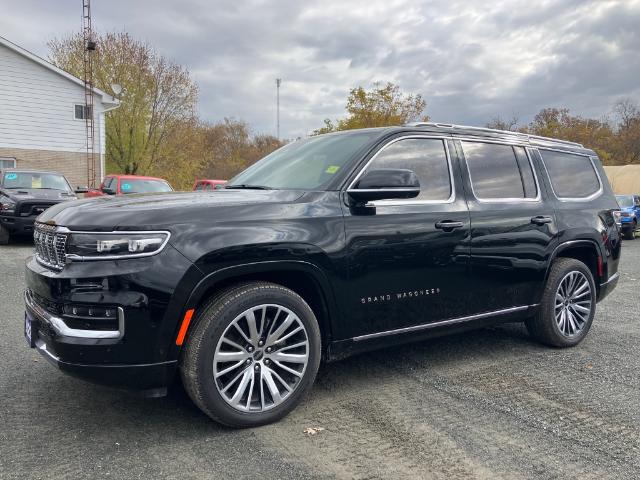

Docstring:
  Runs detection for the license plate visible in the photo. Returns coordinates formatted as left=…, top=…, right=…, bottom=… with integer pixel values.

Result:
left=24, top=311, right=36, bottom=348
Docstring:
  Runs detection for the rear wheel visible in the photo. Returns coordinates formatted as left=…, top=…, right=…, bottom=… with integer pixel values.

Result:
left=0, top=224, right=9, bottom=245
left=526, top=258, right=596, bottom=347
left=180, top=282, right=321, bottom=427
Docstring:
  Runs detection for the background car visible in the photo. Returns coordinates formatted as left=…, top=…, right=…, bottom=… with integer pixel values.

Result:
left=0, top=169, right=83, bottom=244
left=615, top=194, right=640, bottom=240
left=85, top=174, right=173, bottom=197
left=193, top=179, right=227, bottom=191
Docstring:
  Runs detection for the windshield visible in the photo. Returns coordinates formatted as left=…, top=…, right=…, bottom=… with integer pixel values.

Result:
left=616, top=195, right=634, bottom=208
left=120, top=179, right=173, bottom=194
left=2, top=171, right=72, bottom=192
left=228, top=131, right=378, bottom=190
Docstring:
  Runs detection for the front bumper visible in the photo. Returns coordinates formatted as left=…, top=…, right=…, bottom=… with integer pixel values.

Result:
left=620, top=220, right=636, bottom=232
left=33, top=337, right=177, bottom=390
left=0, top=214, right=37, bottom=234
left=23, top=245, right=203, bottom=391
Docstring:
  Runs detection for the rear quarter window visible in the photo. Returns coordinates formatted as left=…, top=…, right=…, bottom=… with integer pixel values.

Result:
left=539, top=150, right=601, bottom=199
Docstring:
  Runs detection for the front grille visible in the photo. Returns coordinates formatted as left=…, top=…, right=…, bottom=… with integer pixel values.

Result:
left=34, top=223, right=68, bottom=270
left=19, top=202, right=56, bottom=216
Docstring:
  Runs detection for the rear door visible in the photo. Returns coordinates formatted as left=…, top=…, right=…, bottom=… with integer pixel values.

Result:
left=455, top=139, right=557, bottom=312
left=339, top=135, right=472, bottom=340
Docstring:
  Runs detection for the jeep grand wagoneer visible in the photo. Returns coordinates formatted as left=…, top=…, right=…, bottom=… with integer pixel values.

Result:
left=24, top=123, right=621, bottom=426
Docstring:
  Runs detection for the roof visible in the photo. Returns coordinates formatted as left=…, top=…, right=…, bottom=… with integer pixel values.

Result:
left=1, top=168, right=64, bottom=174
left=318, top=123, right=594, bottom=155
left=107, top=174, right=169, bottom=181
left=0, top=35, right=119, bottom=107
left=402, top=122, right=589, bottom=152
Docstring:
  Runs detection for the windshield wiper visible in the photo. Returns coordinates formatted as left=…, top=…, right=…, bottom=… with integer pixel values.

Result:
left=224, top=184, right=273, bottom=190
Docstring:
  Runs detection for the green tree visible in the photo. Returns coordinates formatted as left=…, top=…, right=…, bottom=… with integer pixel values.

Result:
left=48, top=32, right=198, bottom=175
left=314, top=82, right=428, bottom=134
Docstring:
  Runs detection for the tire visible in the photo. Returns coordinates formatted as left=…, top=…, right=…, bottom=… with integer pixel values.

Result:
left=624, top=224, right=635, bottom=240
left=526, top=258, right=596, bottom=348
left=0, top=224, right=9, bottom=245
left=180, top=281, right=321, bottom=427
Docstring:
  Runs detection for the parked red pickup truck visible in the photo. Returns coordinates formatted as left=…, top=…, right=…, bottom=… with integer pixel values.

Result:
left=193, top=179, right=227, bottom=191
left=85, top=175, right=173, bottom=197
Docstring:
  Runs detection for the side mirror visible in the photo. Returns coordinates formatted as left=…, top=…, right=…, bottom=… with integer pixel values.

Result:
left=75, top=186, right=88, bottom=194
left=102, top=187, right=116, bottom=195
left=347, top=168, right=420, bottom=203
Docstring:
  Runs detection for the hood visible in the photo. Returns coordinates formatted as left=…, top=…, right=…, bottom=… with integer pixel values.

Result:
left=1, top=188, right=76, bottom=202
left=37, top=189, right=306, bottom=230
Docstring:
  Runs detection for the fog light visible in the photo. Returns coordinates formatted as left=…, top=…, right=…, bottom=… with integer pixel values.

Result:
left=63, top=304, right=118, bottom=319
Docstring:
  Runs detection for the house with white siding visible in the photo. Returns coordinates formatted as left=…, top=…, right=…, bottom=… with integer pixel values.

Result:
left=0, top=35, right=118, bottom=188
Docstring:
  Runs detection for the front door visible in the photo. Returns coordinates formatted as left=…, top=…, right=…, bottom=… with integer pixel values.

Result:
left=455, top=139, right=558, bottom=312
left=338, top=136, right=472, bottom=340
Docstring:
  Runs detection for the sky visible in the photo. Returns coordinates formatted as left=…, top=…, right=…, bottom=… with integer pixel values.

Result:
left=1, top=0, right=639, bottom=139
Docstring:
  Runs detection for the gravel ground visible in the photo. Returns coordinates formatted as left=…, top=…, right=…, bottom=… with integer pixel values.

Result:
left=0, top=237, right=638, bottom=479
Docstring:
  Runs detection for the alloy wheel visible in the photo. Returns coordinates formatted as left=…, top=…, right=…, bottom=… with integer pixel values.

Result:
left=554, top=271, right=593, bottom=337
left=213, top=304, right=310, bottom=412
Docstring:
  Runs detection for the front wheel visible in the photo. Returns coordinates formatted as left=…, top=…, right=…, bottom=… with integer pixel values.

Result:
left=180, top=282, right=321, bottom=427
left=625, top=221, right=637, bottom=240
left=526, top=258, right=596, bottom=348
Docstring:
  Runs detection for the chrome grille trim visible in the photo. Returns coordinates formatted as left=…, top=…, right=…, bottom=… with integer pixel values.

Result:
left=34, top=223, right=69, bottom=270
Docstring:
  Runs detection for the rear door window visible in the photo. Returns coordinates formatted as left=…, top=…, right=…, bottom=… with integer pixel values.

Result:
left=461, top=142, right=538, bottom=200
left=539, top=150, right=601, bottom=199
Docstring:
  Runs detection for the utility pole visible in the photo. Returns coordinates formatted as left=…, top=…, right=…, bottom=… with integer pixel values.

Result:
left=276, top=78, right=282, bottom=139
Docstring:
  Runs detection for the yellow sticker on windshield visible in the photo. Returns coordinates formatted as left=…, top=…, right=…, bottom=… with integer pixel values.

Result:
left=325, top=166, right=340, bottom=174
left=32, top=176, right=42, bottom=188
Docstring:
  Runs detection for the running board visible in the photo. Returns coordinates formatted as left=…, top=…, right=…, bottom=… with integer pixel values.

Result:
left=352, top=304, right=537, bottom=342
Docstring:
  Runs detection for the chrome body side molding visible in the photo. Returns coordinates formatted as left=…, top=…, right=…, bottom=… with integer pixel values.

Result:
left=352, top=304, right=537, bottom=342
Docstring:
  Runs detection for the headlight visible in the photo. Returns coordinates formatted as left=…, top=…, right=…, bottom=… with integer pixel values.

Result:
left=66, top=231, right=170, bottom=260
left=0, top=196, right=16, bottom=214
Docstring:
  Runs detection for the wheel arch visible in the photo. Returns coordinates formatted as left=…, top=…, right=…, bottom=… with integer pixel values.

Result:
left=546, top=239, right=603, bottom=295
left=174, top=260, right=338, bottom=358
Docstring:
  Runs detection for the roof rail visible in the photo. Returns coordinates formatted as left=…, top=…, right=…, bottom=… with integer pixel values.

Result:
left=404, top=122, right=584, bottom=148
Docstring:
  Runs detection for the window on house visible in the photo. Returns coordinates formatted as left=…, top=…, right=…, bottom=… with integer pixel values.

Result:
left=0, top=157, right=16, bottom=169
left=74, top=104, right=92, bottom=120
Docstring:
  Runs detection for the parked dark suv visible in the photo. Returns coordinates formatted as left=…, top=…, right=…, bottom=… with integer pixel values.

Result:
left=0, top=169, right=82, bottom=244
left=23, top=123, right=621, bottom=427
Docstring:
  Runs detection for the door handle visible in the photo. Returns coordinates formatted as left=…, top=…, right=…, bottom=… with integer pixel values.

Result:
left=435, top=220, right=464, bottom=231
left=531, top=215, right=553, bottom=225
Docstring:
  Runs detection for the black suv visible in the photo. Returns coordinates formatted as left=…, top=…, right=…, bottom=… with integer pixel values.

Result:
left=24, top=123, right=621, bottom=427
left=0, top=169, right=83, bottom=244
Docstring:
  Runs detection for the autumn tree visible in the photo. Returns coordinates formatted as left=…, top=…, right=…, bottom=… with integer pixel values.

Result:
left=200, top=118, right=284, bottom=180
left=523, top=108, right=616, bottom=163
left=314, top=82, right=428, bottom=134
left=48, top=32, right=198, bottom=175
left=612, top=99, right=640, bottom=164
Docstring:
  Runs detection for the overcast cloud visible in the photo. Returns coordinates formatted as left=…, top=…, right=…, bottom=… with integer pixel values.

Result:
left=1, top=0, right=639, bottom=138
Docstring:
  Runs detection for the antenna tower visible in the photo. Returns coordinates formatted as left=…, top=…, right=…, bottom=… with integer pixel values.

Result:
left=82, top=0, right=97, bottom=188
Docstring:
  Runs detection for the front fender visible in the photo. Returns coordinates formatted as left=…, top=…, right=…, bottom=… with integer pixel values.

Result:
left=166, top=257, right=341, bottom=361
